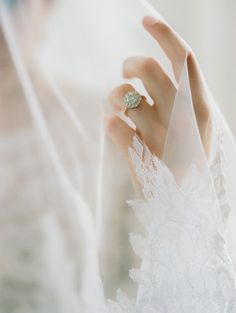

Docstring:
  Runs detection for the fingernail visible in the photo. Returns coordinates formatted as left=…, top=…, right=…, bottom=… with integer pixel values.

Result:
left=143, top=16, right=159, bottom=27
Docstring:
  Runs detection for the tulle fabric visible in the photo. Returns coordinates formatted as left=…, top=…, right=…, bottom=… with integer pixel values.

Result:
left=0, top=0, right=236, bottom=312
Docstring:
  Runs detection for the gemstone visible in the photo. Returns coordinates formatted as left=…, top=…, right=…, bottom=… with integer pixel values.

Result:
left=123, top=91, right=142, bottom=109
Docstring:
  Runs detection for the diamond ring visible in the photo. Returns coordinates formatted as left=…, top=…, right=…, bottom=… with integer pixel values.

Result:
left=122, top=91, right=142, bottom=115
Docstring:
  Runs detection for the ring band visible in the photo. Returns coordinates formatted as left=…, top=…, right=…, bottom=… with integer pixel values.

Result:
left=122, top=91, right=142, bottom=115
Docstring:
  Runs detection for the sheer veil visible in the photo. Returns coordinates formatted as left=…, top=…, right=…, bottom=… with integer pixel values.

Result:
left=0, top=0, right=236, bottom=311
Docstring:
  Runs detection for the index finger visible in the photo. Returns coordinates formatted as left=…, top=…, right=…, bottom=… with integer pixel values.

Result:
left=142, top=16, right=189, bottom=81
left=143, top=16, right=210, bottom=119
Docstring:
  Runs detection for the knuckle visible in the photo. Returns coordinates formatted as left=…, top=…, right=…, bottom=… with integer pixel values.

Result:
left=141, top=57, right=157, bottom=75
left=196, top=103, right=211, bottom=123
left=161, top=72, right=172, bottom=86
left=187, top=50, right=196, bottom=64
left=119, top=83, right=133, bottom=94
left=121, top=83, right=134, bottom=92
left=110, top=84, right=132, bottom=99
left=109, top=84, right=136, bottom=109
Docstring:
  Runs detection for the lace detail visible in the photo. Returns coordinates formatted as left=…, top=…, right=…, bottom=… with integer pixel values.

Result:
left=210, top=129, right=231, bottom=226
left=108, top=135, right=236, bottom=313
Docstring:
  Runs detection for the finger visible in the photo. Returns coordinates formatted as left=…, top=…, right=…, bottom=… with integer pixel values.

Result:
left=186, top=52, right=210, bottom=121
left=105, top=114, right=143, bottom=196
left=123, top=56, right=176, bottom=113
left=143, top=16, right=210, bottom=121
left=143, top=16, right=188, bottom=80
left=105, top=114, right=135, bottom=157
left=109, top=84, right=157, bottom=140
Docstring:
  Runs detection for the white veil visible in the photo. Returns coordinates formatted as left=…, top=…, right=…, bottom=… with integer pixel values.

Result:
left=0, top=0, right=236, bottom=311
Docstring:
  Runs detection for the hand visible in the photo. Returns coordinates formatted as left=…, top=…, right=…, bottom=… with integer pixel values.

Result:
left=106, top=16, right=211, bottom=194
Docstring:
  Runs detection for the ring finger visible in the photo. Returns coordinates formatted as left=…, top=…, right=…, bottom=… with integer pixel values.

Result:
left=109, top=83, right=157, bottom=141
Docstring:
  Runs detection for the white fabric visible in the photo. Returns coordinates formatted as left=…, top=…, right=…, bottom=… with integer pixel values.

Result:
left=0, top=0, right=236, bottom=312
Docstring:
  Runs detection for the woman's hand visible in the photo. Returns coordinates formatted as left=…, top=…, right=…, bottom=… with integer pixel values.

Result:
left=106, top=16, right=211, bottom=193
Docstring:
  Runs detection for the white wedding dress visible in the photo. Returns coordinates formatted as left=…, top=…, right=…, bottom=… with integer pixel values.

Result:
left=1, top=125, right=236, bottom=313
left=0, top=0, right=236, bottom=312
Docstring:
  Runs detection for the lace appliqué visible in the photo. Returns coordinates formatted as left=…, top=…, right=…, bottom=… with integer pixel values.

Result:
left=107, top=135, right=236, bottom=313
left=210, top=130, right=231, bottom=226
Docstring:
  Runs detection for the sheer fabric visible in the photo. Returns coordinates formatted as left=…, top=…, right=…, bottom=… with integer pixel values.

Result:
left=0, top=0, right=236, bottom=312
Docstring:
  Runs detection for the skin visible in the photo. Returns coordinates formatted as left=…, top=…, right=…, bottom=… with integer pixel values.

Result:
left=106, top=16, right=212, bottom=195
left=0, top=5, right=211, bottom=193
